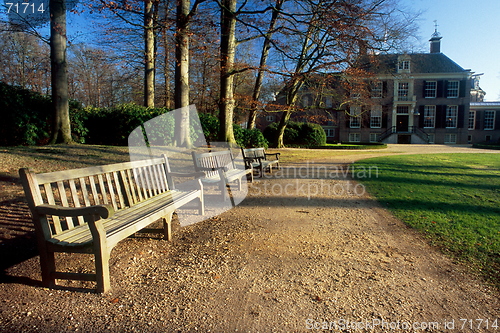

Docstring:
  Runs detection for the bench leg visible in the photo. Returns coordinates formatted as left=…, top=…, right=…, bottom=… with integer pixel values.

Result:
left=198, top=195, right=205, bottom=215
left=39, top=249, right=56, bottom=288
left=162, top=213, right=173, bottom=241
left=88, top=216, right=111, bottom=293
left=94, top=249, right=111, bottom=293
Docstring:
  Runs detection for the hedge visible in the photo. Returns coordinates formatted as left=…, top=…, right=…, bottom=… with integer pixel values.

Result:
left=264, top=121, right=327, bottom=147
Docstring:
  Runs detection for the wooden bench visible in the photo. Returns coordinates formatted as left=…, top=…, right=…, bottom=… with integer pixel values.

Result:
left=241, top=147, right=280, bottom=177
left=191, top=149, right=253, bottom=201
left=19, top=155, right=204, bottom=293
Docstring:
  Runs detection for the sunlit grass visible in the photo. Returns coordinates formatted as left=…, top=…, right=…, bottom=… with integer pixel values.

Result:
left=354, top=154, right=500, bottom=287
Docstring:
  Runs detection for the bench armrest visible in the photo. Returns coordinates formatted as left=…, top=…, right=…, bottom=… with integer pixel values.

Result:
left=197, top=166, right=229, bottom=172
left=265, top=153, right=280, bottom=160
left=35, top=204, right=115, bottom=219
left=168, top=172, right=206, bottom=179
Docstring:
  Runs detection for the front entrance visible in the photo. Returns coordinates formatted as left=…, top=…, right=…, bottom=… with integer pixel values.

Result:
left=396, top=115, right=409, bottom=132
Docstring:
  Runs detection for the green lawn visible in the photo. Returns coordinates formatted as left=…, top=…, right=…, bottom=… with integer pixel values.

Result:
left=353, top=153, right=500, bottom=287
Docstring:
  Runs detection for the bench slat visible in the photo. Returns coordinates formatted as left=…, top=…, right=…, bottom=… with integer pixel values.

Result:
left=47, top=190, right=198, bottom=248
left=68, top=179, right=85, bottom=225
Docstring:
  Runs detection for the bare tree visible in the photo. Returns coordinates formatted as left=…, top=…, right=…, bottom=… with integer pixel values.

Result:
left=270, top=0, right=419, bottom=147
left=49, top=0, right=73, bottom=144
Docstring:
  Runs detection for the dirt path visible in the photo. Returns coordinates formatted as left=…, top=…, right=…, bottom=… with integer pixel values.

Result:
left=1, top=145, right=499, bottom=332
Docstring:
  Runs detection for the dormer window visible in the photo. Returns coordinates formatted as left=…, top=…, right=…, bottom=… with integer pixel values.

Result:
left=398, top=60, right=410, bottom=71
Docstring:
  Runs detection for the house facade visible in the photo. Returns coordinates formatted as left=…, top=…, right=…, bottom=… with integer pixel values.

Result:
left=264, top=31, right=500, bottom=145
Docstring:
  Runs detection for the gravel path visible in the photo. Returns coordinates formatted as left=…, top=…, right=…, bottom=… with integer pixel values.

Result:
left=1, top=145, right=499, bottom=332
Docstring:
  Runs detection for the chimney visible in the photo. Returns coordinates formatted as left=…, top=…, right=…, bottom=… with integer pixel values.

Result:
left=429, top=22, right=442, bottom=53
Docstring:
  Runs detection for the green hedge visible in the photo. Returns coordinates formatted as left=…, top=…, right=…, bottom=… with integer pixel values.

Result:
left=0, top=82, right=85, bottom=145
left=200, top=113, right=268, bottom=148
left=264, top=121, right=326, bottom=147
left=312, top=143, right=387, bottom=149
left=0, top=82, right=267, bottom=148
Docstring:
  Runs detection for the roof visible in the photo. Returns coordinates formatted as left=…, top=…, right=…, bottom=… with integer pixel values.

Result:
left=366, top=53, right=468, bottom=74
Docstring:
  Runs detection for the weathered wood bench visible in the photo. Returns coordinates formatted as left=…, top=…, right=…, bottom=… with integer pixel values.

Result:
left=19, top=155, right=204, bottom=293
left=241, top=147, right=280, bottom=177
left=191, top=149, right=253, bottom=201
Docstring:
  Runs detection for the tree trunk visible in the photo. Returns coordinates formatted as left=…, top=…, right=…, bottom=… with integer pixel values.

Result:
left=144, top=0, right=155, bottom=107
left=218, top=0, right=237, bottom=144
left=276, top=77, right=303, bottom=148
left=173, top=0, right=192, bottom=147
left=49, top=0, right=73, bottom=144
left=247, top=0, right=283, bottom=130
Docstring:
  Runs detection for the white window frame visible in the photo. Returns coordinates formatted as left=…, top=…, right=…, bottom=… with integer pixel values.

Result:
left=423, top=105, right=436, bottom=128
left=398, top=60, right=410, bottom=71
left=325, top=128, right=335, bottom=137
left=468, top=111, right=476, bottom=130
left=369, top=133, right=379, bottom=142
left=446, top=105, right=458, bottom=128
left=371, top=81, right=383, bottom=98
left=397, top=82, right=409, bottom=101
left=484, top=110, right=495, bottom=130
left=266, top=115, right=275, bottom=122
left=444, top=133, right=457, bottom=144
left=370, top=106, right=382, bottom=128
left=349, top=106, right=361, bottom=128
left=425, top=81, right=437, bottom=98
left=349, top=133, right=361, bottom=142
left=447, top=81, right=459, bottom=98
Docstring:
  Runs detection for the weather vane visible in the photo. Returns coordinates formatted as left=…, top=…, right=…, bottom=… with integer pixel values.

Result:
left=432, top=20, right=441, bottom=37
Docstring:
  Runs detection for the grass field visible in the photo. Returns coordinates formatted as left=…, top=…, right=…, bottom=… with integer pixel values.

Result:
left=353, top=153, right=500, bottom=287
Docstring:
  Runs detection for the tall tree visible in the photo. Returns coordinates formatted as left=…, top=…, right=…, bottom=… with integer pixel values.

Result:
left=247, top=0, right=284, bottom=130
left=218, top=0, right=238, bottom=143
left=173, top=0, right=205, bottom=147
left=143, top=0, right=156, bottom=107
left=49, top=0, right=73, bottom=144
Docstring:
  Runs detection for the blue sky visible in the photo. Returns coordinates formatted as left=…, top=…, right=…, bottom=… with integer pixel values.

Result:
left=405, top=0, right=500, bottom=101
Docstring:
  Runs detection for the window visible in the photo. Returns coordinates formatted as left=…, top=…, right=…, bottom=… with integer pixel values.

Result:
left=396, top=105, right=409, bottom=114
left=447, top=81, right=459, bottom=98
left=349, top=106, right=361, bottom=128
left=325, top=97, right=333, bottom=108
left=369, top=133, right=379, bottom=142
left=371, top=81, right=383, bottom=98
left=423, top=105, right=436, bottom=128
left=398, top=60, right=410, bottom=71
left=428, top=133, right=435, bottom=144
left=484, top=110, right=495, bottom=130
left=444, top=133, right=457, bottom=144
left=325, top=128, right=335, bottom=137
left=370, top=106, right=382, bottom=128
left=425, top=81, right=437, bottom=98
left=486, top=135, right=492, bottom=142
left=446, top=105, right=458, bottom=128
left=468, top=111, right=476, bottom=130
left=349, top=133, right=361, bottom=142
left=266, top=115, right=275, bottom=122
left=397, top=82, right=409, bottom=101
left=302, top=95, right=311, bottom=107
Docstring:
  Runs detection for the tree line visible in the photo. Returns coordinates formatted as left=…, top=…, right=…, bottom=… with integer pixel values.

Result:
left=0, top=0, right=419, bottom=147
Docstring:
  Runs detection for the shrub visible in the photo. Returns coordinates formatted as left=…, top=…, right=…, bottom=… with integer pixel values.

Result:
left=264, top=121, right=326, bottom=147
left=83, top=104, right=171, bottom=146
left=0, top=82, right=85, bottom=145
left=199, top=113, right=267, bottom=148
left=234, top=126, right=268, bottom=148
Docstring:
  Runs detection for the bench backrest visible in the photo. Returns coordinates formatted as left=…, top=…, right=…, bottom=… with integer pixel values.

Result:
left=242, top=148, right=265, bottom=160
left=191, top=149, right=236, bottom=179
left=20, top=156, right=173, bottom=238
